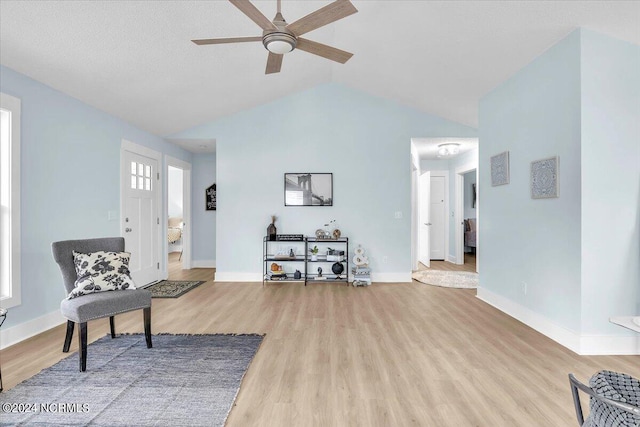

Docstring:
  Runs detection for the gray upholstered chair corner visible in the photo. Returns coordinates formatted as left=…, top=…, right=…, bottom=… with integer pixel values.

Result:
left=569, top=372, right=640, bottom=426
left=52, top=237, right=152, bottom=372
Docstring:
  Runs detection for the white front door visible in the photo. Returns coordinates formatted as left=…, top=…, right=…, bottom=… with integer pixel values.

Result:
left=429, top=176, right=446, bottom=260
left=419, top=171, right=431, bottom=268
left=122, top=150, right=159, bottom=286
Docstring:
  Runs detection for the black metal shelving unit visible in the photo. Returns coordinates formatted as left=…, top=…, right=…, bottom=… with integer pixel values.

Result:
left=263, top=236, right=349, bottom=286
left=304, top=237, right=349, bottom=286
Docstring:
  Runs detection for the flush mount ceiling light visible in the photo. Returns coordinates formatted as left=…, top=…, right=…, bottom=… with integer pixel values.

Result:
left=437, top=143, right=461, bottom=157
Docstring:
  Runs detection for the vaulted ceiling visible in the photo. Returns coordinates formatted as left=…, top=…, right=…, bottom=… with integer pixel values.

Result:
left=1, top=1, right=638, bottom=137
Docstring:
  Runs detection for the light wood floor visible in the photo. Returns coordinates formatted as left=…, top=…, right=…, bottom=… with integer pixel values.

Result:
left=419, top=252, right=477, bottom=272
left=2, top=254, right=638, bottom=426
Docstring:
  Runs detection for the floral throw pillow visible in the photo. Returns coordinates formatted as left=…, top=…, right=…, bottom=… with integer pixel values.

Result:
left=68, top=251, right=137, bottom=299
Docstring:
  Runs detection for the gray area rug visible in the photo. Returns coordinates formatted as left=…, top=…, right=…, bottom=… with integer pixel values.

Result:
left=412, top=270, right=478, bottom=289
left=0, top=333, right=264, bottom=426
left=146, top=280, right=205, bottom=298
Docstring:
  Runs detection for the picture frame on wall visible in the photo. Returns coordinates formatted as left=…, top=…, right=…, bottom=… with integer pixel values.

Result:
left=206, top=183, right=216, bottom=210
left=490, top=151, right=510, bottom=186
left=284, top=173, right=333, bottom=206
left=531, top=156, right=559, bottom=199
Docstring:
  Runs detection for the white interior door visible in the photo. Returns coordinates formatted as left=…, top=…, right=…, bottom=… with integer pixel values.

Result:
left=429, top=176, right=446, bottom=260
left=419, top=171, right=431, bottom=268
left=123, top=150, right=159, bottom=286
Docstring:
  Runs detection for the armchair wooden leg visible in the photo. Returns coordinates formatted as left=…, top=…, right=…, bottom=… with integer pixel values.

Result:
left=79, top=322, right=87, bottom=372
left=109, top=316, right=116, bottom=338
left=144, top=307, right=152, bottom=348
left=63, top=320, right=75, bottom=353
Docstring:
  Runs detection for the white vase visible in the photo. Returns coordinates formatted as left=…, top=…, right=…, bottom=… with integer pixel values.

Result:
left=311, top=254, right=318, bottom=261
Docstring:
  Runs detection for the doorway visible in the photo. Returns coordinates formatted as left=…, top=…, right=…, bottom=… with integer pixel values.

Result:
left=121, top=140, right=162, bottom=286
left=455, top=164, right=478, bottom=273
left=166, top=156, right=192, bottom=278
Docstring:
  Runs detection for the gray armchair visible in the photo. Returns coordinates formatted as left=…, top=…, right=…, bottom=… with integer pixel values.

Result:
left=569, top=372, right=640, bottom=426
left=52, top=237, right=152, bottom=372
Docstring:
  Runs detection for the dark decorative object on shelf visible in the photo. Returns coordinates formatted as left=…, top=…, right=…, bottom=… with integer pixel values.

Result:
left=289, top=248, right=295, bottom=258
left=317, top=267, right=323, bottom=277
left=267, top=215, right=277, bottom=241
left=294, top=270, right=302, bottom=280
left=332, top=262, right=344, bottom=276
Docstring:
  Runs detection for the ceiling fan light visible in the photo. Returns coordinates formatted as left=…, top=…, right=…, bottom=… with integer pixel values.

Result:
left=263, top=32, right=297, bottom=54
left=266, top=40, right=294, bottom=54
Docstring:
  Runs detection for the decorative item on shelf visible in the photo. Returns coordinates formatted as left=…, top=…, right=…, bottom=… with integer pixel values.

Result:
left=328, top=219, right=341, bottom=240
left=326, top=248, right=345, bottom=261
left=269, top=262, right=286, bottom=280
left=332, top=262, right=344, bottom=278
left=352, top=245, right=371, bottom=287
left=289, top=248, right=295, bottom=258
left=267, top=216, right=277, bottom=241
left=316, top=266, right=326, bottom=280
left=294, top=270, right=302, bottom=280
left=276, top=234, right=304, bottom=241
left=309, top=245, right=319, bottom=261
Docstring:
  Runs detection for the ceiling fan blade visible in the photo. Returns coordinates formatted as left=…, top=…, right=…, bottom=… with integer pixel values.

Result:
left=265, top=52, right=283, bottom=74
left=286, top=0, right=357, bottom=36
left=229, top=0, right=277, bottom=31
left=296, top=38, right=353, bottom=64
left=191, top=36, right=262, bottom=45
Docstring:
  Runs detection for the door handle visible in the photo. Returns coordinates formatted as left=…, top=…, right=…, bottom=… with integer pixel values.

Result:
left=125, top=228, right=132, bottom=233
left=425, top=223, right=432, bottom=226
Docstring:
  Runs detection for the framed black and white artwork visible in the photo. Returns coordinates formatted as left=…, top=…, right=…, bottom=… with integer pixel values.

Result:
left=284, top=173, right=333, bottom=206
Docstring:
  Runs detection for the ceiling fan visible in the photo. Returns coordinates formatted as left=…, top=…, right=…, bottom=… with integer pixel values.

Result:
left=192, top=0, right=358, bottom=74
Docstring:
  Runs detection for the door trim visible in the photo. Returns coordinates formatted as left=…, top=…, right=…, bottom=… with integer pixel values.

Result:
left=120, top=139, right=163, bottom=282
left=455, top=162, right=478, bottom=272
left=165, top=155, right=192, bottom=272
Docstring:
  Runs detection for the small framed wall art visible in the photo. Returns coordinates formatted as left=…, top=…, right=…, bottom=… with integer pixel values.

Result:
left=531, top=156, right=559, bottom=199
left=284, top=173, right=333, bottom=206
left=490, top=151, right=510, bottom=186
left=206, top=183, right=216, bottom=210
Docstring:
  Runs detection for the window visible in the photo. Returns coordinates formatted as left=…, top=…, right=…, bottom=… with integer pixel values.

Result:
left=130, top=161, right=152, bottom=191
left=0, top=92, right=21, bottom=308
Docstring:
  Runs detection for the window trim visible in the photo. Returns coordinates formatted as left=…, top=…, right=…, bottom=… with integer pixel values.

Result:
left=0, top=92, right=21, bottom=309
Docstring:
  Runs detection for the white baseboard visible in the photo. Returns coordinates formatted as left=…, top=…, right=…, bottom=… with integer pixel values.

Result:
left=0, top=310, right=66, bottom=350
left=371, top=272, right=412, bottom=283
left=214, top=272, right=261, bottom=282
left=192, top=259, right=216, bottom=268
left=214, top=272, right=411, bottom=283
left=447, top=255, right=457, bottom=263
left=477, top=287, right=639, bottom=355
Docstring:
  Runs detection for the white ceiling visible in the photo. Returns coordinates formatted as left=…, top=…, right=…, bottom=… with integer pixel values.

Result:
left=1, top=1, right=638, bottom=139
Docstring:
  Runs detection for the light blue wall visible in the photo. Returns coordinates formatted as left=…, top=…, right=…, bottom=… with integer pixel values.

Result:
left=580, top=30, right=640, bottom=334
left=0, top=65, right=192, bottom=329
left=479, top=30, right=583, bottom=333
left=479, top=29, right=639, bottom=340
left=173, top=83, right=477, bottom=278
left=192, top=153, right=217, bottom=264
